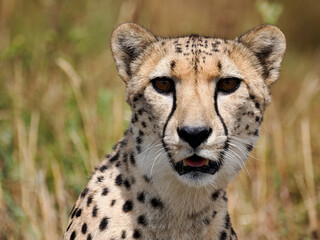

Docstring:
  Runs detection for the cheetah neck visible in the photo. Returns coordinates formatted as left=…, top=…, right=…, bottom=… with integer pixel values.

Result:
left=113, top=132, right=232, bottom=238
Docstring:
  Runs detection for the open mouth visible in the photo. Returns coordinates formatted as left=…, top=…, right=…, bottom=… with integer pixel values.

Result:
left=174, top=154, right=220, bottom=176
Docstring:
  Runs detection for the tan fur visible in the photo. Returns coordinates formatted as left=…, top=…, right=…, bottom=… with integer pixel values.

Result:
left=64, top=23, right=285, bottom=240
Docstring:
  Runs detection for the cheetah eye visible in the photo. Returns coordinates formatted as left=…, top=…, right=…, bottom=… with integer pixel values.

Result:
left=217, top=77, right=242, bottom=93
left=151, top=77, right=175, bottom=94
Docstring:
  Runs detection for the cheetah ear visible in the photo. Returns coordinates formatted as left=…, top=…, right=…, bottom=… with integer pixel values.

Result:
left=238, top=25, right=286, bottom=86
left=111, top=23, right=158, bottom=83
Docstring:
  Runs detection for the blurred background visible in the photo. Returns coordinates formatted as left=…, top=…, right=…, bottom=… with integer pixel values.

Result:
left=0, top=0, right=319, bottom=239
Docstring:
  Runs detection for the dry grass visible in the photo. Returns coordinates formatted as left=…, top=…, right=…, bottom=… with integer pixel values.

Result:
left=0, top=0, right=319, bottom=239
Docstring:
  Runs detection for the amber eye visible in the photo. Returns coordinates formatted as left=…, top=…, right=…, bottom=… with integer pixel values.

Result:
left=217, top=77, right=242, bottom=93
left=151, top=77, right=175, bottom=94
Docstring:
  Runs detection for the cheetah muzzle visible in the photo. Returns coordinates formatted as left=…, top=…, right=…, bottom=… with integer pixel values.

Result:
left=64, top=23, right=286, bottom=240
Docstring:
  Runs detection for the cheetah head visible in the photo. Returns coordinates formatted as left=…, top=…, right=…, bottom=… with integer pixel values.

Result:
left=111, top=23, right=285, bottom=188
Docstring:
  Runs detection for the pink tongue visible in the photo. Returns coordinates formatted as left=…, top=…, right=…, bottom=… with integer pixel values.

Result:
left=185, top=158, right=206, bottom=167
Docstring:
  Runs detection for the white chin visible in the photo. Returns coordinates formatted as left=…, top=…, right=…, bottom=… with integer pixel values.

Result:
left=177, top=172, right=215, bottom=188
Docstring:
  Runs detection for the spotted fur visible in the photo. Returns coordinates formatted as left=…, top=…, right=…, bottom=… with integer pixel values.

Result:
left=64, top=23, right=286, bottom=240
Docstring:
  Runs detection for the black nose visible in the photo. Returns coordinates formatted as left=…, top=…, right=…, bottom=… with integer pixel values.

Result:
left=177, top=126, right=212, bottom=149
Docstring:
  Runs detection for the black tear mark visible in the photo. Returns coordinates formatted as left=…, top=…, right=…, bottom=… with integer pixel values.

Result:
left=255, top=45, right=273, bottom=79
left=214, top=90, right=228, bottom=136
left=161, top=88, right=177, bottom=169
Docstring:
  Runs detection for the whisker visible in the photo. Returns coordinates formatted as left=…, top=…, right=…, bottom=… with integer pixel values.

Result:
left=225, top=150, right=252, bottom=182
left=228, top=141, right=262, bottom=161
left=150, top=151, right=166, bottom=178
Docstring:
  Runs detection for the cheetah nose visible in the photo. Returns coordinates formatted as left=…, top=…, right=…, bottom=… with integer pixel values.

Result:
left=177, top=126, right=212, bottom=149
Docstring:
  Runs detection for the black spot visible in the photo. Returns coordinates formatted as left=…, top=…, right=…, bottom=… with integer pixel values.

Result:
left=138, top=130, right=144, bottom=136
left=124, top=179, right=131, bottom=189
left=81, top=223, right=87, bottom=234
left=71, top=207, right=78, bottom=219
left=130, top=153, right=136, bottom=165
left=87, top=234, right=92, bottom=240
left=137, top=192, right=146, bottom=203
left=141, top=121, right=147, bottom=128
left=102, top=188, right=109, bottom=196
left=81, top=188, right=88, bottom=198
left=112, top=142, right=119, bottom=150
left=247, top=145, right=253, bottom=152
left=136, top=136, right=142, bottom=144
left=131, top=113, right=138, bottom=124
left=254, top=129, right=259, bottom=136
left=133, top=229, right=141, bottom=239
left=170, top=60, right=176, bottom=70
left=203, top=218, right=210, bottom=225
left=247, top=111, right=254, bottom=117
left=92, top=205, right=98, bottom=217
left=76, top=208, right=82, bottom=217
left=122, top=152, right=128, bottom=160
left=255, top=116, right=260, bottom=122
left=137, top=215, right=148, bottom=226
left=217, top=61, right=222, bottom=70
left=97, top=176, right=104, bottom=182
left=150, top=198, right=164, bottom=208
left=99, top=217, right=109, bottom=231
left=99, top=165, right=108, bottom=172
left=115, top=174, right=123, bottom=186
left=212, top=190, right=220, bottom=201
left=121, top=230, right=126, bottom=239
left=222, top=191, right=228, bottom=201
left=212, top=210, right=217, bottom=218
left=70, top=230, right=76, bottom=240
left=123, top=200, right=134, bottom=212
left=175, top=47, right=182, bottom=53
left=249, top=94, right=255, bottom=100
left=66, top=221, right=72, bottom=232
left=111, top=199, right=116, bottom=206
left=137, top=109, right=143, bottom=115
left=136, top=145, right=141, bottom=153
left=219, top=231, right=227, bottom=240
left=143, top=175, right=150, bottom=183
left=87, top=195, right=93, bottom=206
left=225, top=214, right=231, bottom=229
left=255, top=102, right=260, bottom=109
left=110, top=152, right=119, bottom=162
left=231, top=227, right=236, bottom=236
left=115, top=161, right=121, bottom=167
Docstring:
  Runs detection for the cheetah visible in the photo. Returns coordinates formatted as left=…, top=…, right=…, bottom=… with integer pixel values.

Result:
left=64, top=23, right=286, bottom=240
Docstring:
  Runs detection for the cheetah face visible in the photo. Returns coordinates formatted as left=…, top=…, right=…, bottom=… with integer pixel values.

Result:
left=111, top=24, right=285, bottom=187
